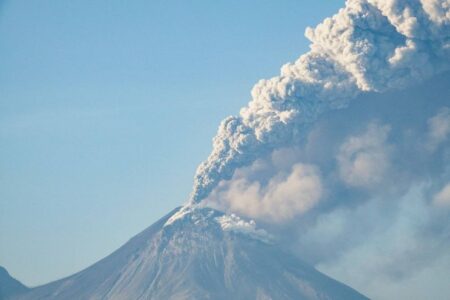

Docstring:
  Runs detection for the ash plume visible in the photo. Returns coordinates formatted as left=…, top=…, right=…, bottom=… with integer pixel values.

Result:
left=190, top=0, right=450, bottom=204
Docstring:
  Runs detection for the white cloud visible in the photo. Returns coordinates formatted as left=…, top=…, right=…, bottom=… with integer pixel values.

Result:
left=421, top=0, right=450, bottom=26
left=337, top=123, right=391, bottom=188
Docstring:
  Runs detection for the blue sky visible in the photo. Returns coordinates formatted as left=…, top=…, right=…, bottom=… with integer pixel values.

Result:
left=0, top=0, right=344, bottom=286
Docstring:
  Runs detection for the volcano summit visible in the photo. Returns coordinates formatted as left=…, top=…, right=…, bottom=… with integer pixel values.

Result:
left=4, top=206, right=367, bottom=300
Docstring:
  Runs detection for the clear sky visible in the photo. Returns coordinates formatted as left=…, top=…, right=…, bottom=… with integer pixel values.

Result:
left=0, top=0, right=344, bottom=286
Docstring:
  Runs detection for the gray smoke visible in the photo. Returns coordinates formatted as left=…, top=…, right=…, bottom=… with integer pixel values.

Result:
left=190, top=0, right=450, bottom=204
left=188, top=1, right=450, bottom=298
left=200, top=73, right=450, bottom=299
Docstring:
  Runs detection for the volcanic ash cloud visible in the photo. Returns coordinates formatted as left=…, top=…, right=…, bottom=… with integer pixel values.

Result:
left=190, top=0, right=450, bottom=205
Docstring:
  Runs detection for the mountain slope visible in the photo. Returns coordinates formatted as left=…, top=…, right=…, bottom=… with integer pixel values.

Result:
left=0, top=266, right=28, bottom=300
left=11, top=206, right=368, bottom=300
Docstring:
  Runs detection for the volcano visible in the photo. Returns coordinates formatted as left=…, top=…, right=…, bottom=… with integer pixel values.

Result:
left=6, top=206, right=367, bottom=300
left=0, top=266, right=28, bottom=300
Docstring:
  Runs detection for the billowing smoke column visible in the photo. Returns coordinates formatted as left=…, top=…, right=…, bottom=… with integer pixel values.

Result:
left=190, top=0, right=450, bottom=204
